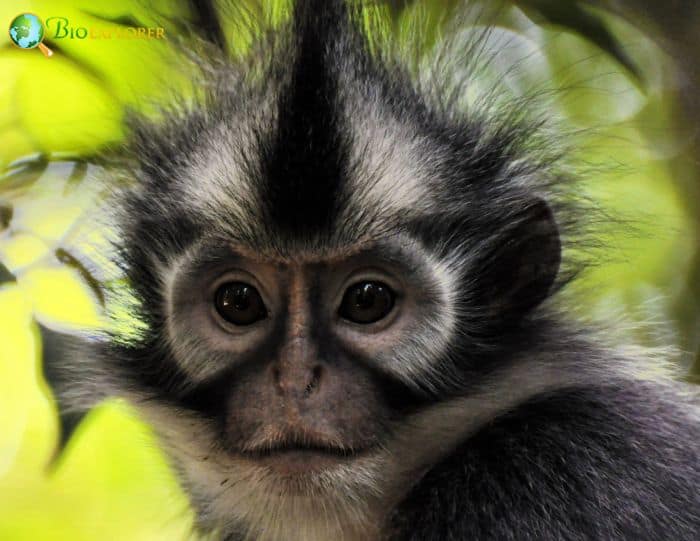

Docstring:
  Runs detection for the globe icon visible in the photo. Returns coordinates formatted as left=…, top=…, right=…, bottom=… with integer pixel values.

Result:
left=9, top=13, right=52, bottom=56
left=9, top=13, right=44, bottom=48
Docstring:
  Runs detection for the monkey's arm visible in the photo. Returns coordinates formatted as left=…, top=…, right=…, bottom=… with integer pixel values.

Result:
left=389, top=382, right=700, bottom=541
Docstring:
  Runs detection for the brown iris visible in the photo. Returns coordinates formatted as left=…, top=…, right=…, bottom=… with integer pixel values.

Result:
left=214, top=282, right=267, bottom=326
left=339, top=281, right=395, bottom=324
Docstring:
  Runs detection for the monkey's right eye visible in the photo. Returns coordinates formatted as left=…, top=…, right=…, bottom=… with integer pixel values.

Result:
left=214, top=282, right=267, bottom=326
left=339, top=281, right=395, bottom=324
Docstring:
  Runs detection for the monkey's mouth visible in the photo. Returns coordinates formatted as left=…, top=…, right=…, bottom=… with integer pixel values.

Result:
left=246, top=442, right=360, bottom=458
left=239, top=440, right=371, bottom=474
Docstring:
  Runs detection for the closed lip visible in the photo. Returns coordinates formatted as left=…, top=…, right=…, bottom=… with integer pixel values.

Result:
left=241, top=441, right=366, bottom=460
left=238, top=442, right=373, bottom=475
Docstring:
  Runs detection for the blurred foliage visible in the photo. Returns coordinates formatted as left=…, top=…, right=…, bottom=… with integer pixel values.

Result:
left=0, top=0, right=698, bottom=539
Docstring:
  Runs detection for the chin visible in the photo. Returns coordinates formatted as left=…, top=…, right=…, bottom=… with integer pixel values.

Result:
left=203, top=451, right=385, bottom=541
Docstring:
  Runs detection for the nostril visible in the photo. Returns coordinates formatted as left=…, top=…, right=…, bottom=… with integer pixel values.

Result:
left=304, top=365, right=323, bottom=398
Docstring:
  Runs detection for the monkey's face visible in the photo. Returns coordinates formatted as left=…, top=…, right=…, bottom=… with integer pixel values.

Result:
left=163, top=241, right=449, bottom=480
left=116, top=92, right=561, bottom=534
left=109, top=3, right=563, bottom=532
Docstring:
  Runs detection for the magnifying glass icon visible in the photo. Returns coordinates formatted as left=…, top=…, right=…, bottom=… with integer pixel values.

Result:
left=8, top=13, right=54, bottom=58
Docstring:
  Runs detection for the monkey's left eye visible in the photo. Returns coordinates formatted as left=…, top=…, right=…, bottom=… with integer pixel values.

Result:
left=214, top=282, right=267, bottom=326
left=339, top=281, right=395, bottom=324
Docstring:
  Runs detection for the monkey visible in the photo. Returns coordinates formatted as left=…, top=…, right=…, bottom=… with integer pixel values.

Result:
left=37, top=1, right=700, bottom=540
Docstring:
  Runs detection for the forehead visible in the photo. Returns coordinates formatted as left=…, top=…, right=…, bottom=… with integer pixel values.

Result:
left=177, top=98, right=443, bottom=256
left=170, top=24, right=450, bottom=255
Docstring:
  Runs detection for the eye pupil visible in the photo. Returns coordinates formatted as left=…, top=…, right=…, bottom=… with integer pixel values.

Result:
left=353, top=284, right=377, bottom=309
left=339, top=281, right=395, bottom=324
left=215, top=282, right=267, bottom=326
left=231, top=287, right=251, bottom=310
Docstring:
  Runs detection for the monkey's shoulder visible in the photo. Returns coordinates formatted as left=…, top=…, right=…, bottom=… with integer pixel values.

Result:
left=390, top=382, right=700, bottom=541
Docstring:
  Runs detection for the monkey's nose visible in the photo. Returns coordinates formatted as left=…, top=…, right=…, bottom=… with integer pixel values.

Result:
left=272, top=363, right=324, bottom=399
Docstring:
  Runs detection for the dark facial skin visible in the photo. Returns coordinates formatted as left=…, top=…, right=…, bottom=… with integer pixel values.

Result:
left=223, top=269, right=396, bottom=474
left=167, top=246, right=432, bottom=475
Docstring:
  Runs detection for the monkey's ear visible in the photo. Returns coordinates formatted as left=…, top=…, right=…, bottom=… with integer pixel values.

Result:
left=476, top=199, right=561, bottom=320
